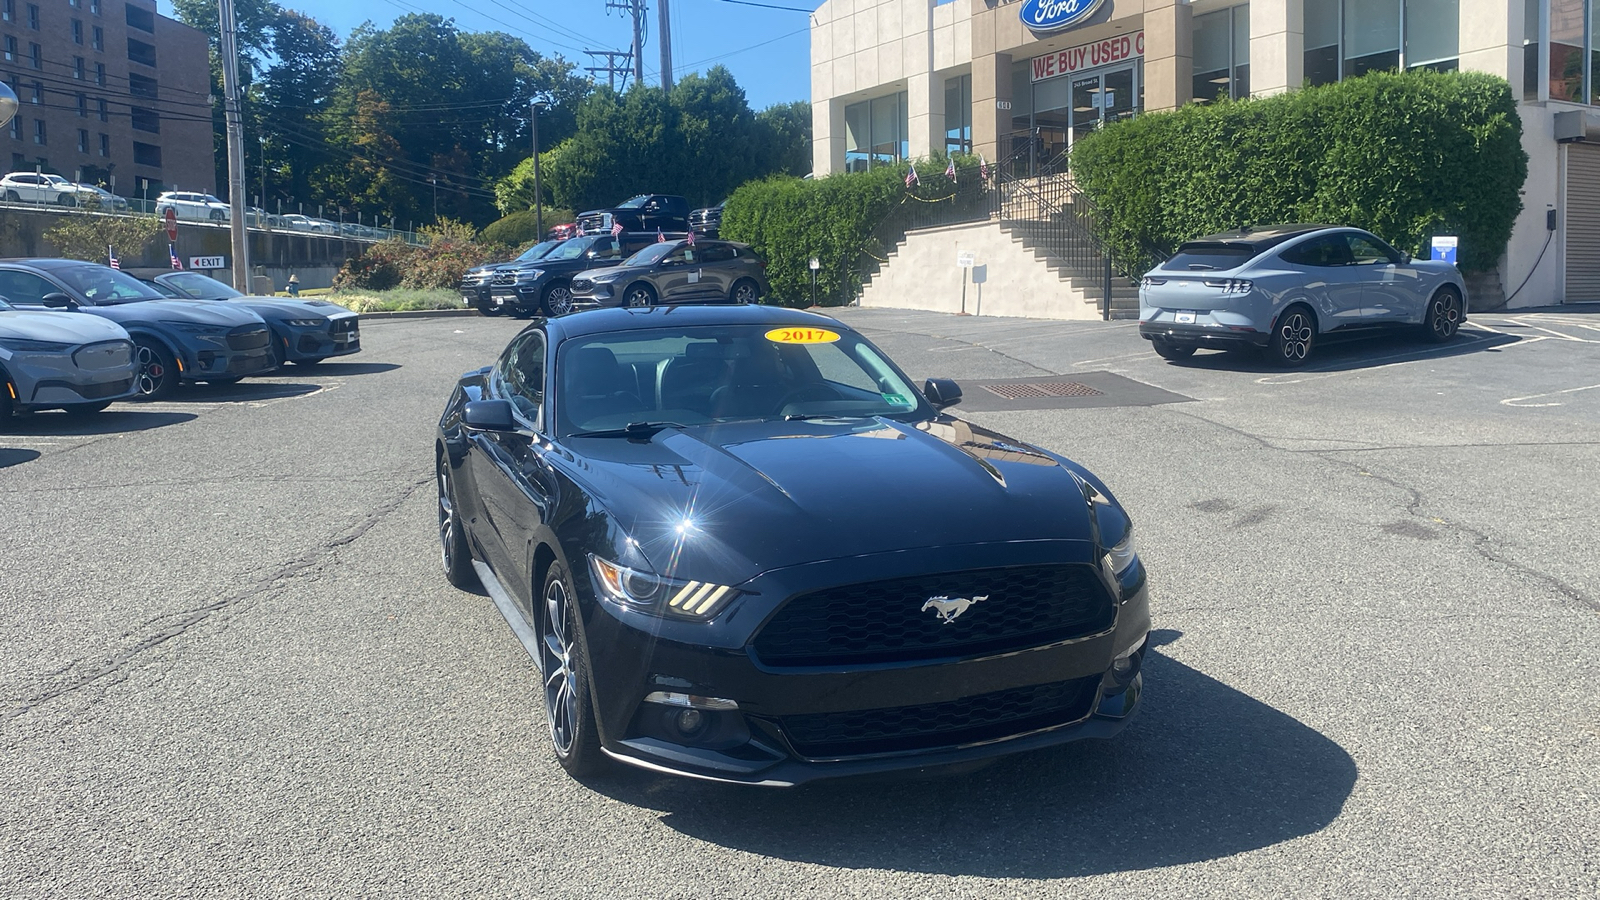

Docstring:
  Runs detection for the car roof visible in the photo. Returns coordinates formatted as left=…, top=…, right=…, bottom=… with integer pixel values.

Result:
left=545, top=304, right=844, bottom=341
left=0, top=258, right=109, bottom=270
left=1183, top=224, right=1346, bottom=247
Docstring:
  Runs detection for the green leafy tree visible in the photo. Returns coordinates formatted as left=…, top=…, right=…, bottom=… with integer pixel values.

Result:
left=259, top=10, right=341, bottom=211
left=43, top=213, right=165, bottom=264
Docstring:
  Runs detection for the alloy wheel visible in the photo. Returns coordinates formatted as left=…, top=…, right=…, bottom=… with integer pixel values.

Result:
left=733, top=281, right=758, bottom=303
left=134, top=345, right=168, bottom=397
left=545, top=285, right=574, bottom=316
left=437, top=460, right=455, bottom=575
left=1276, top=311, right=1313, bottom=362
left=542, top=578, right=579, bottom=757
left=1430, top=291, right=1462, bottom=340
left=625, top=287, right=654, bottom=308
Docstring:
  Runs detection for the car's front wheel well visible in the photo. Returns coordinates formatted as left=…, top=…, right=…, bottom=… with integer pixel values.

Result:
left=532, top=543, right=559, bottom=634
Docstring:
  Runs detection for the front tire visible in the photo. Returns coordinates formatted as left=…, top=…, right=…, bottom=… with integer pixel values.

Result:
left=1152, top=339, right=1196, bottom=361
left=132, top=340, right=178, bottom=400
left=542, top=282, right=574, bottom=317
left=541, top=561, right=604, bottom=777
left=1268, top=306, right=1316, bottom=368
left=57, top=194, right=78, bottom=207
left=437, top=454, right=478, bottom=590
left=623, top=283, right=657, bottom=308
left=1423, top=287, right=1463, bottom=343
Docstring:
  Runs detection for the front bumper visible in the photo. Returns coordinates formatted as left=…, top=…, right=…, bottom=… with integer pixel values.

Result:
left=5, top=342, right=139, bottom=410
left=279, top=318, right=361, bottom=362
left=578, top=542, right=1151, bottom=786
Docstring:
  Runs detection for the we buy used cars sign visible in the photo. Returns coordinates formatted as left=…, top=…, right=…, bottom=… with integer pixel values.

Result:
left=1031, top=31, right=1144, bottom=82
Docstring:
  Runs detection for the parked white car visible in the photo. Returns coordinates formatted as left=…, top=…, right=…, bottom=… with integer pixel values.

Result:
left=155, top=191, right=231, bottom=222
left=1, top=172, right=102, bottom=206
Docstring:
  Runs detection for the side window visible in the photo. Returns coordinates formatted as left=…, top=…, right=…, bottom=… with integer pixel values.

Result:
left=497, top=332, right=546, bottom=425
left=0, top=269, right=55, bottom=304
left=1281, top=236, right=1352, bottom=268
left=591, top=237, right=621, bottom=260
left=1347, top=234, right=1396, bottom=265
left=700, top=244, right=735, bottom=263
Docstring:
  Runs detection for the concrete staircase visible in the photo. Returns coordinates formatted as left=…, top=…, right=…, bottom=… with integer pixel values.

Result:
left=998, top=219, right=1141, bottom=319
left=1463, top=268, right=1505, bottom=311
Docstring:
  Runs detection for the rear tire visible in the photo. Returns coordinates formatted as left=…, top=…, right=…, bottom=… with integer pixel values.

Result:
left=1268, top=306, right=1316, bottom=368
left=1152, top=340, right=1196, bottom=361
left=1422, top=287, right=1463, bottom=343
left=3, top=190, right=18, bottom=202
left=730, top=278, right=760, bottom=304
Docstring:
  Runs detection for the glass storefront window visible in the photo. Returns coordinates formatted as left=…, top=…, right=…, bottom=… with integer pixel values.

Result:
left=843, top=91, right=909, bottom=173
left=1405, top=0, right=1458, bottom=68
left=1305, top=0, right=1341, bottom=85
left=1549, top=0, right=1586, bottom=103
left=1192, top=4, right=1250, bottom=103
left=1304, top=0, right=1460, bottom=86
left=1523, top=0, right=1541, bottom=100
left=945, top=74, right=972, bottom=155
left=1344, top=0, right=1401, bottom=78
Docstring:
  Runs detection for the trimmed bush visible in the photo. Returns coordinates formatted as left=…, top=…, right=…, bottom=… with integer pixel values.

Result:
left=1070, top=69, right=1528, bottom=273
left=721, top=155, right=983, bottom=306
left=479, top=208, right=578, bottom=247
left=332, top=219, right=508, bottom=291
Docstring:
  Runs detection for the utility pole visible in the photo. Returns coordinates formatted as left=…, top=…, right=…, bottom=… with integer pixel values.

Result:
left=218, top=0, right=250, bottom=291
left=631, top=0, right=644, bottom=85
left=658, top=0, right=673, bottom=90
left=530, top=100, right=544, bottom=237
left=583, top=49, right=633, bottom=91
left=430, top=174, right=438, bottom=223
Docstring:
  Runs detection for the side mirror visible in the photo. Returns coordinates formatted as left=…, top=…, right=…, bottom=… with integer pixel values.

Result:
left=462, top=398, right=518, bottom=432
left=41, top=292, right=77, bottom=309
left=1400, top=254, right=1412, bottom=265
left=923, top=377, right=963, bottom=410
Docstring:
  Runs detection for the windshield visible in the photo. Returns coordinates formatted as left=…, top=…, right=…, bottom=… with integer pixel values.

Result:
left=615, top=195, right=650, bottom=209
left=546, top=236, right=601, bottom=261
left=623, top=243, right=676, bottom=267
left=555, top=324, right=926, bottom=436
left=164, top=272, right=243, bottom=299
left=518, top=240, right=561, bottom=261
left=55, top=266, right=168, bottom=304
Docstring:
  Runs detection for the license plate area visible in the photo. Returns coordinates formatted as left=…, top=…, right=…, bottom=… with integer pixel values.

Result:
left=1174, top=310, right=1198, bottom=324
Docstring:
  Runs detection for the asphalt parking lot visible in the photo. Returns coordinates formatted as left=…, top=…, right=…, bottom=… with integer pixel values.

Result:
left=2, top=307, right=1597, bottom=898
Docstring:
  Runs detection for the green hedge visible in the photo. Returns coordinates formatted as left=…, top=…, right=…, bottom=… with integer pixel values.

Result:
left=721, top=156, right=982, bottom=306
left=1070, top=69, right=1528, bottom=274
left=479, top=208, right=577, bottom=247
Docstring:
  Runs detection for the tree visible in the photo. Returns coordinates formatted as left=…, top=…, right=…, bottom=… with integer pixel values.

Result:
left=259, top=10, right=341, bottom=210
left=756, top=101, right=812, bottom=178
left=43, top=212, right=165, bottom=264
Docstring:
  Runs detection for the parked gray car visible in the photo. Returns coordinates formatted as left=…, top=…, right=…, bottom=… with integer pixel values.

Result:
left=569, top=239, right=770, bottom=309
left=0, top=294, right=138, bottom=420
left=1138, top=225, right=1468, bottom=367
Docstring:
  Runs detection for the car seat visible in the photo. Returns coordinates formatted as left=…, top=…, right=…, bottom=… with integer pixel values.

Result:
left=564, top=346, right=647, bottom=428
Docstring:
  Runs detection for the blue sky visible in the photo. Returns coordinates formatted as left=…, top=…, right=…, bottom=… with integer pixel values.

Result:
left=157, top=0, right=813, bottom=110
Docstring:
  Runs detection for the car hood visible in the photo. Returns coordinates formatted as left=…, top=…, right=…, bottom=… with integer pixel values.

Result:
left=0, top=309, right=130, bottom=344
left=561, top=416, right=1099, bottom=583
left=86, top=299, right=265, bottom=327
left=224, top=296, right=355, bottom=320
left=578, top=264, right=648, bottom=280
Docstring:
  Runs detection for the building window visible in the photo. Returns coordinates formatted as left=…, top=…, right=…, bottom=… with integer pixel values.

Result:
left=70, top=0, right=80, bottom=7
left=125, top=3, right=154, bottom=33
left=3, top=36, right=15, bottom=63
left=74, top=56, right=85, bottom=79
left=29, top=80, right=39, bottom=103
left=73, top=19, right=84, bottom=44
left=77, top=91, right=86, bottom=116
left=98, top=132, right=108, bottom=156
left=25, top=2, right=36, bottom=28
left=129, top=72, right=157, bottom=99
left=28, top=42, right=40, bottom=70
left=90, top=0, right=99, bottom=14
left=133, top=141, right=161, bottom=168
left=130, top=106, right=159, bottom=133
left=844, top=92, right=910, bottom=173
left=97, top=97, right=107, bottom=120
left=33, top=119, right=45, bottom=145
left=77, top=128, right=87, bottom=152
left=7, top=116, right=18, bottom=142
left=1193, top=4, right=1251, bottom=102
left=945, top=73, right=973, bottom=155
left=127, top=38, right=155, bottom=67
left=1303, top=0, right=1458, bottom=87
left=1, top=0, right=12, bottom=23
left=95, top=62, right=105, bottom=85
left=92, top=25, right=103, bottom=51
left=1549, top=0, right=1586, bottom=102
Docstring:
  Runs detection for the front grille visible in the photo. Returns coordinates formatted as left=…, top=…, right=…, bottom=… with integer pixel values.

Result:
left=571, top=278, right=593, bottom=293
left=776, top=676, right=1101, bottom=758
left=751, top=564, right=1114, bottom=668
left=72, top=340, right=132, bottom=370
left=329, top=317, right=358, bottom=335
left=226, top=325, right=270, bottom=351
left=577, top=214, right=605, bottom=233
left=78, top=377, right=132, bottom=399
left=493, top=272, right=518, bottom=285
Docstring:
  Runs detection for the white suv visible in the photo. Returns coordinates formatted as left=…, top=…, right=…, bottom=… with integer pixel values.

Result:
left=1, top=172, right=102, bottom=206
left=156, top=191, right=231, bottom=222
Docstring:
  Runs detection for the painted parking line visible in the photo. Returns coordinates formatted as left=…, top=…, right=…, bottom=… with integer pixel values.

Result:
left=1501, top=382, right=1600, bottom=408
left=1254, top=330, right=1503, bottom=385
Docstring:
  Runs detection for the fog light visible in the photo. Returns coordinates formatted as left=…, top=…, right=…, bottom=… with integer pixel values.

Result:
left=674, top=708, right=707, bottom=738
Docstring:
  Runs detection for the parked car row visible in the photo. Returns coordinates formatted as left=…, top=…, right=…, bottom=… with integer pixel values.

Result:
left=0, top=259, right=360, bottom=425
left=457, top=232, right=771, bottom=318
left=2, top=173, right=126, bottom=209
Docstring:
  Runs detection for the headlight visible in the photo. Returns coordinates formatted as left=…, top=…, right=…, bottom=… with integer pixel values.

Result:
left=589, top=555, right=737, bottom=621
left=1103, top=527, right=1137, bottom=576
left=0, top=338, right=73, bottom=352
left=285, top=319, right=327, bottom=327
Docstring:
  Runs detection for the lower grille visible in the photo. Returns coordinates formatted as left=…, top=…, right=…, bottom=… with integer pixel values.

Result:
left=226, top=325, right=271, bottom=351
left=228, top=352, right=272, bottom=374
left=78, top=378, right=132, bottom=399
left=776, top=676, right=1101, bottom=758
left=752, top=564, right=1115, bottom=668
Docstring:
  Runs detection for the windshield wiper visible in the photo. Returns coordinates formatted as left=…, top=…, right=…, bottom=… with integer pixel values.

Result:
left=567, top=421, right=686, bottom=438
left=782, top=413, right=871, bottom=421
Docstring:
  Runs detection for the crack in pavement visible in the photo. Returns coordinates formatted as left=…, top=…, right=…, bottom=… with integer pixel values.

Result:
left=1, top=476, right=430, bottom=723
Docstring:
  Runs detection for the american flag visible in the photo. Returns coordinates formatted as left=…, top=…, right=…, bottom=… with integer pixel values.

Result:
left=979, top=154, right=989, bottom=181
left=945, top=158, right=957, bottom=182
left=169, top=243, right=183, bottom=270
left=905, top=165, right=918, bottom=188
left=656, top=227, right=665, bottom=243
left=108, top=246, right=119, bottom=270
left=685, top=229, right=696, bottom=246
left=610, top=219, right=623, bottom=237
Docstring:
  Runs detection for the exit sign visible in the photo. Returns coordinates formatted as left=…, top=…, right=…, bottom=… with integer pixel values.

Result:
left=189, top=256, right=226, bottom=269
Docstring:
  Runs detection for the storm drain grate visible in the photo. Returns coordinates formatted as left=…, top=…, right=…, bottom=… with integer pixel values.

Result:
left=981, top=381, right=1103, bottom=400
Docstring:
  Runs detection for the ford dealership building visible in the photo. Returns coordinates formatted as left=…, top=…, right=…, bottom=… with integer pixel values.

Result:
left=810, top=0, right=1590, bottom=306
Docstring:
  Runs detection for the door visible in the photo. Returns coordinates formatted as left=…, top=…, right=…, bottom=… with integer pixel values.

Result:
left=1567, top=143, right=1600, bottom=302
left=466, top=331, right=554, bottom=607
left=1278, top=235, right=1365, bottom=326
left=1346, top=232, right=1425, bottom=321
left=698, top=243, right=740, bottom=299
left=1069, top=75, right=1101, bottom=149
left=654, top=245, right=698, bottom=300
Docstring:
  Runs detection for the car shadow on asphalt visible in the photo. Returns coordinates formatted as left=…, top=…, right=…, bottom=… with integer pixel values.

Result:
left=1, top=409, right=196, bottom=436
left=583, top=629, right=1358, bottom=878
left=0, top=448, right=42, bottom=468
left=283, top=362, right=401, bottom=377
left=1165, top=328, right=1521, bottom=374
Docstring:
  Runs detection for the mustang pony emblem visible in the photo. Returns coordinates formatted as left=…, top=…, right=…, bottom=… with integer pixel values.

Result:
left=921, top=594, right=988, bottom=624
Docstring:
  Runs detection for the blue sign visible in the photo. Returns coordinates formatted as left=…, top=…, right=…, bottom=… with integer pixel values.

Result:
left=1019, top=0, right=1107, bottom=33
left=1430, top=235, right=1458, bottom=265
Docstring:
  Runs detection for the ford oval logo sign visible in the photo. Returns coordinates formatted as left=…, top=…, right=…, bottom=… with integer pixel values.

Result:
left=1019, top=0, right=1107, bottom=33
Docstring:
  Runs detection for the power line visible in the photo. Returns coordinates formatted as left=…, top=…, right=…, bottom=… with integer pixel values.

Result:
left=673, top=26, right=806, bottom=74
left=710, top=0, right=813, bottom=11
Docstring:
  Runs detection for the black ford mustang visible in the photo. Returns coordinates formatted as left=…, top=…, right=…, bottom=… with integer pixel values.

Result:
left=435, top=304, right=1150, bottom=786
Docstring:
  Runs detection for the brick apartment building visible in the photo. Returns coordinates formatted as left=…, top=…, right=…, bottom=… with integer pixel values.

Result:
left=2, top=0, right=214, bottom=201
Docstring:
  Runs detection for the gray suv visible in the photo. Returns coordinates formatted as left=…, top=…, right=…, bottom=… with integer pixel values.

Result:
left=569, top=240, right=770, bottom=309
left=1138, top=225, right=1468, bottom=367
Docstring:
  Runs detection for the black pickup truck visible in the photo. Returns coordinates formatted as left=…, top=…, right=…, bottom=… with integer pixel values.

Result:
left=576, top=194, right=690, bottom=236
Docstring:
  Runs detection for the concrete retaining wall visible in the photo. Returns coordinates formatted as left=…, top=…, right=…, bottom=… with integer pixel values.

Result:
left=859, top=220, right=1104, bottom=320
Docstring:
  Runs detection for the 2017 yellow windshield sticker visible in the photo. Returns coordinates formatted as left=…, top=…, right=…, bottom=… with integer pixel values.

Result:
left=766, top=327, right=841, bottom=344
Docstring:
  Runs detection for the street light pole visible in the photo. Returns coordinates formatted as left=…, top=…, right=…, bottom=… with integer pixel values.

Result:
left=430, top=174, right=438, bottom=223
left=530, top=100, right=544, bottom=237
